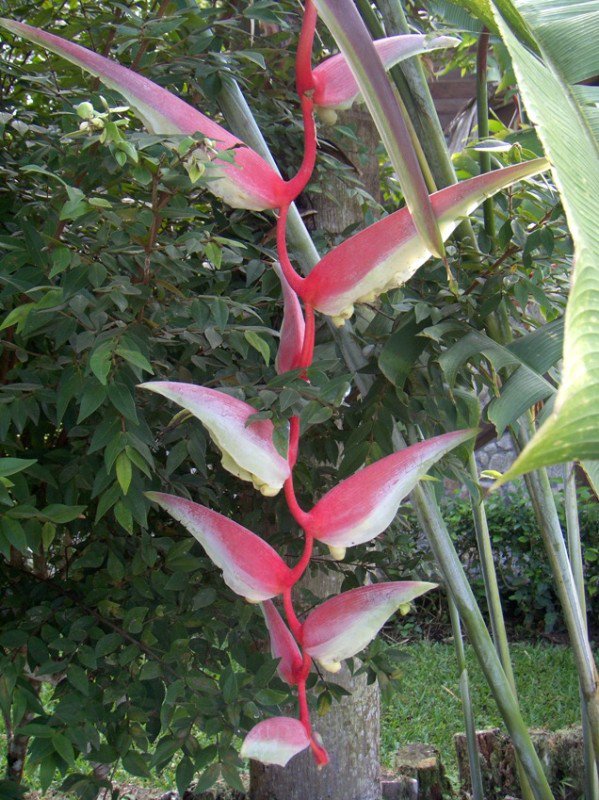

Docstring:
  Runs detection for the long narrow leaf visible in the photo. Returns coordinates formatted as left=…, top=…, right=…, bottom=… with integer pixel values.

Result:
left=312, top=0, right=445, bottom=257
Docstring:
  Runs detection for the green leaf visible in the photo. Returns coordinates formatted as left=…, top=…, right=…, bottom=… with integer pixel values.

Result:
left=244, top=330, right=270, bottom=365
left=0, top=304, right=34, bottom=333
left=66, top=664, right=89, bottom=696
left=221, top=764, right=245, bottom=793
left=1, top=518, right=27, bottom=552
left=0, top=458, right=37, bottom=478
left=193, top=764, right=220, bottom=794
left=488, top=0, right=599, bottom=482
left=122, top=751, right=150, bottom=778
left=378, top=315, right=427, bottom=389
left=114, top=501, right=133, bottom=533
left=52, top=732, right=75, bottom=765
left=49, top=247, right=72, bottom=278
left=89, top=341, right=114, bottom=386
left=107, top=382, right=138, bottom=423
left=42, top=504, right=86, bottom=523
left=95, top=633, right=122, bottom=658
left=77, top=382, right=107, bottom=422
left=38, top=756, right=56, bottom=793
left=116, top=346, right=154, bottom=375
left=176, top=756, right=195, bottom=796
left=115, top=452, right=132, bottom=495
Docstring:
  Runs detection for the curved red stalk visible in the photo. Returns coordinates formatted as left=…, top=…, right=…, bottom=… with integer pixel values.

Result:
left=296, top=0, right=317, bottom=97
left=276, top=205, right=305, bottom=294
left=299, top=303, right=315, bottom=370
left=283, top=587, right=304, bottom=643
left=265, top=0, right=329, bottom=769
left=284, top=0, right=318, bottom=201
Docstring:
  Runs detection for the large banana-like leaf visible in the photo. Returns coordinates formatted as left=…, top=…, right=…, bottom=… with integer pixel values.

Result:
left=485, top=0, right=599, bottom=484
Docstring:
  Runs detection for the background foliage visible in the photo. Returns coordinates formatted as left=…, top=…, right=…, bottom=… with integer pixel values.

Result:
left=0, top=0, right=590, bottom=797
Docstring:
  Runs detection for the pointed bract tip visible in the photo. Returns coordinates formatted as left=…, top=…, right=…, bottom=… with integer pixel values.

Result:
left=241, top=717, right=311, bottom=767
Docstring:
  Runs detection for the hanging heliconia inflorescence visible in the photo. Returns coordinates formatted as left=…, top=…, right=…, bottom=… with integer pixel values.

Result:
left=0, top=0, right=550, bottom=769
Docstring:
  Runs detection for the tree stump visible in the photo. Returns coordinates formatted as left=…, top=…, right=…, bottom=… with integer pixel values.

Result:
left=394, top=743, right=452, bottom=800
left=454, top=726, right=585, bottom=799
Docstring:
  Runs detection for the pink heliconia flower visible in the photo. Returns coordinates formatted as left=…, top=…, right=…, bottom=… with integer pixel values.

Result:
left=303, top=582, right=436, bottom=673
left=0, top=19, right=289, bottom=211
left=313, top=34, right=459, bottom=120
left=240, top=717, right=311, bottom=767
left=273, top=263, right=305, bottom=374
left=306, top=429, right=476, bottom=560
left=300, top=158, right=549, bottom=324
left=146, top=493, right=293, bottom=602
left=261, top=601, right=303, bottom=685
left=139, top=383, right=290, bottom=496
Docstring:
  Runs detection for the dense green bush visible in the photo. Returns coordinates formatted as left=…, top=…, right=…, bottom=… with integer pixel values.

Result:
left=380, top=486, right=598, bottom=638
left=445, top=486, right=599, bottom=635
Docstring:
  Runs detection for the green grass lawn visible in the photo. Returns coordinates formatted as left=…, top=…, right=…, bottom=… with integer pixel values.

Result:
left=380, top=641, right=583, bottom=784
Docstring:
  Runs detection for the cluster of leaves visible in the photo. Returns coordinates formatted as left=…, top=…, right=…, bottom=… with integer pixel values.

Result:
left=446, top=487, right=598, bottom=635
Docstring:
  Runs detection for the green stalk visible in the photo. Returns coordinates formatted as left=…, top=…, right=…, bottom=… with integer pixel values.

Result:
left=372, top=0, right=477, bottom=245
left=219, top=77, right=555, bottom=800
left=313, top=0, right=445, bottom=257
left=513, top=417, right=599, bottom=771
left=468, top=453, right=534, bottom=800
left=476, top=29, right=496, bottom=241
left=447, top=594, right=485, bottom=800
left=564, top=464, right=599, bottom=800
left=405, top=471, right=554, bottom=799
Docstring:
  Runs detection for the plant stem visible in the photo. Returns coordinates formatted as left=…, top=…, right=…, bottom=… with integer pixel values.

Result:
left=564, top=464, right=599, bottom=799
left=447, top=594, right=485, bottom=800
left=313, top=0, right=445, bottom=257
left=468, top=453, right=535, bottom=800
left=513, top=417, right=599, bottom=771
left=406, top=473, right=555, bottom=799
left=476, top=29, right=496, bottom=241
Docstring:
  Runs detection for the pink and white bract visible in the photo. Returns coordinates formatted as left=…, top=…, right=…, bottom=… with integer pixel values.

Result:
left=146, top=493, right=293, bottom=602
left=139, top=383, right=290, bottom=496
left=240, top=717, right=311, bottom=767
left=273, top=263, right=306, bottom=374
left=303, top=582, right=437, bottom=672
left=307, top=429, right=476, bottom=560
left=0, top=19, right=289, bottom=211
left=300, top=158, right=549, bottom=324
left=313, top=34, right=459, bottom=116
left=261, top=601, right=304, bottom=685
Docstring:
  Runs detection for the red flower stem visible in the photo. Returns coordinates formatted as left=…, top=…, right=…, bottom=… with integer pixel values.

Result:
left=285, top=94, right=318, bottom=200
left=272, top=0, right=330, bottom=771
left=299, top=303, right=315, bottom=370
left=289, top=529, right=314, bottom=584
left=284, top=474, right=311, bottom=529
left=295, top=0, right=317, bottom=97
left=283, top=586, right=303, bottom=643
left=276, top=204, right=305, bottom=294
